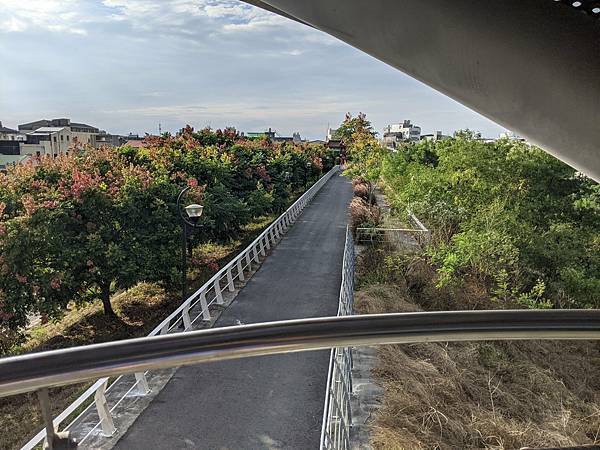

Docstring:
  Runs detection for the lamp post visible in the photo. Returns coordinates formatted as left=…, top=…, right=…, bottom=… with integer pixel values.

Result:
left=304, top=162, right=311, bottom=189
left=177, top=186, right=204, bottom=302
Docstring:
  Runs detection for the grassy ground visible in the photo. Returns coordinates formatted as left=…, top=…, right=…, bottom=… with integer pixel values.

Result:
left=355, top=246, right=600, bottom=449
left=0, top=214, right=276, bottom=450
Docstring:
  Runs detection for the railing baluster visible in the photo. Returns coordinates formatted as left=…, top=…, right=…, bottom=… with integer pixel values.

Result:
left=94, top=380, right=116, bottom=437
left=182, top=304, right=192, bottom=330
left=226, top=268, right=235, bottom=292
left=236, top=258, right=245, bottom=281
left=214, top=279, right=224, bottom=305
left=199, top=291, right=211, bottom=321
left=135, top=372, right=151, bottom=395
left=253, top=245, right=260, bottom=263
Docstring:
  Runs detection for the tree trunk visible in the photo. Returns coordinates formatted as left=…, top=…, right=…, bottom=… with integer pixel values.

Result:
left=101, top=282, right=116, bottom=316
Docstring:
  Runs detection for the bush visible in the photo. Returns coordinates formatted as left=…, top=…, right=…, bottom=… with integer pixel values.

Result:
left=0, top=127, right=335, bottom=333
left=349, top=197, right=381, bottom=234
left=342, top=114, right=599, bottom=309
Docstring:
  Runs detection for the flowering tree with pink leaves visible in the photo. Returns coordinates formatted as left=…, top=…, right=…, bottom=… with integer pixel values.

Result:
left=0, top=128, right=334, bottom=343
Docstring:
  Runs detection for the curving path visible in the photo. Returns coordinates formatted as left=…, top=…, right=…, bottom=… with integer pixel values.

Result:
left=114, top=173, right=352, bottom=450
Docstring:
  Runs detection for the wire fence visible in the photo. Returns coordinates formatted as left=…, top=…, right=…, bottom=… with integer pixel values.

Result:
left=356, top=212, right=431, bottom=249
left=320, top=225, right=354, bottom=450
left=22, top=165, right=340, bottom=450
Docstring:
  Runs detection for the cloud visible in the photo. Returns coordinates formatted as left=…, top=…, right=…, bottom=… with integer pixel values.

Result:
left=0, top=0, right=88, bottom=35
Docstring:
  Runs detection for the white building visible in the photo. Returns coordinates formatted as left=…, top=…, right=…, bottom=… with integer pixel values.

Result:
left=19, top=118, right=98, bottom=147
left=327, top=127, right=341, bottom=141
left=421, top=131, right=448, bottom=141
left=382, top=120, right=421, bottom=148
left=0, top=122, right=25, bottom=141
left=499, top=131, right=526, bottom=142
left=21, top=127, right=73, bottom=157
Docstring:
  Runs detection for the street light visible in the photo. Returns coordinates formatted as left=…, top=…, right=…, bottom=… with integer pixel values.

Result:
left=304, top=162, right=311, bottom=189
left=177, top=187, right=204, bottom=301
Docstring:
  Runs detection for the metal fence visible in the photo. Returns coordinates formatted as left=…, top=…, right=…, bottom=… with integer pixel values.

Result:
left=320, top=226, right=354, bottom=450
left=356, top=212, right=431, bottom=248
left=21, top=165, right=340, bottom=450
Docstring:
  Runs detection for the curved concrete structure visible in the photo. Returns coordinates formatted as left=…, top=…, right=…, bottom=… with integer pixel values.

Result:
left=247, top=0, right=600, bottom=181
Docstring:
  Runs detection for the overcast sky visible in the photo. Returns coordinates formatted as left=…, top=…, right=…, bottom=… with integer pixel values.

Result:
left=0, top=0, right=507, bottom=139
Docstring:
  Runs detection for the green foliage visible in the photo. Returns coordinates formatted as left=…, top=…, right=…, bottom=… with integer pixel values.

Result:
left=0, top=127, right=334, bottom=333
left=360, top=126, right=599, bottom=309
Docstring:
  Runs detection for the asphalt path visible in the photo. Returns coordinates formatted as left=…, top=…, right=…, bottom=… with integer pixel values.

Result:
left=114, top=173, right=352, bottom=450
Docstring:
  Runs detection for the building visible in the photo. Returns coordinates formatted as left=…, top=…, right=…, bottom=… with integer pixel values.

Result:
left=96, top=131, right=132, bottom=147
left=244, top=128, right=276, bottom=140
left=19, top=118, right=99, bottom=147
left=420, top=131, right=448, bottom=141
left=382, top=120, right=422, bottom=148
left=499, top=131, right=526, bottom=142
left=327, top=127, right=341, bottom=141
left=273, top=132, right=303, bottom=144
left=0, top=122, right=25, bottom=141
left=0, top=140, right=21, bottom=155
left=21, top=127, right=73, bottom=157
left=0, top=154, right=29, bottom=172
left=326, top=139, right=345, bottom=154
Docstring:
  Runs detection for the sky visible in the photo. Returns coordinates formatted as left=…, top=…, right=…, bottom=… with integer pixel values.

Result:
left=0, top=0, right=507, bottom=140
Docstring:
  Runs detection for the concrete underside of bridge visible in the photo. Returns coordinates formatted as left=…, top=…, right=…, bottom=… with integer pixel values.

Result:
left=112, top=174, right=352, bottom=449
left=245, top=0, right=600, bottom=182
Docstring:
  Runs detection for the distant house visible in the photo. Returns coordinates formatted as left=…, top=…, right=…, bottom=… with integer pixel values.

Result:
left=0, top=122, right=26, bottom=141
left=19, top=118, right=99, bottom=147
left=21, top=127, right=73, bottom=157
left=420, top=131, right=449, bottom=142
left=383, top=120, right=422, bottom=149
left=0, top=140, right=21, bottom=155
left=273, top=132, right=303, bottom=144
left=244, top=128, right=277, bottom=140
left=0, top=154, right=29, bottom=172
left=326, top=139, right=346, bottom=153
left=327, top=127, right=342, bottom=141
left=499, top=131, right=526, bottom=142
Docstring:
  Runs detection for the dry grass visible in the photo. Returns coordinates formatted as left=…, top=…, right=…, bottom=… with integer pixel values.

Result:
left=355, top=250, right=600, bottom=450
left=0, top=213, right=277, bottom=450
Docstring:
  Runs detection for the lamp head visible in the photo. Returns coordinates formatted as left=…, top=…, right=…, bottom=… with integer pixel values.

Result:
left=185, top=204, right=204, bottom=222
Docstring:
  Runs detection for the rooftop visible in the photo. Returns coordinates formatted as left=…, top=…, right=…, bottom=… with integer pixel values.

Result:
left=0, top=154, right=29, bottom=167
left=0, top=122, right=19, bottom=134
left=31, top=127, right=67, bottom=133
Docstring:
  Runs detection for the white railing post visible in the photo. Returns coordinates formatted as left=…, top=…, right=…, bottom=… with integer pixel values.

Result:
left=236, top=258, right=245, bottom=281
left=182, top=304, right=192, bottom=330
left=199, top=291, right=211, bottom=321
left=226, top=267, right=235, bottom=292
left=259, top=237, right=266, bottom=256
left=214, top=279, right=224, bottom=305
left=245, top=251, right=252, bottom=271
left=134, top=372, right=151, bottom=395
left=94, top=380, right=116, bottom=437
left=252, top=245, right=260, bottom=263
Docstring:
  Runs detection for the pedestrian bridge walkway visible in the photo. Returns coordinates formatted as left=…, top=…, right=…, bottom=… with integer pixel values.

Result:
left=114, top=173, right=353, bottom=449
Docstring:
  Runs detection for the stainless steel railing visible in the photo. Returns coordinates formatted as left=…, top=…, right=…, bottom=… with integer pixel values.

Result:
left=17, top=165, right=341, bottom=449
left=2, top=310, right=600, bottom=398
left=320, top=226, right=354, bottom=450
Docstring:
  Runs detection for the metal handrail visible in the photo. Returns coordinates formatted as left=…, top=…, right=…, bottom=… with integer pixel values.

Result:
left=19, top=164, right=341, bottom=449
left=320, top=226, right=354, bottom=450
left=2, top=310, right=600, bottom=399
